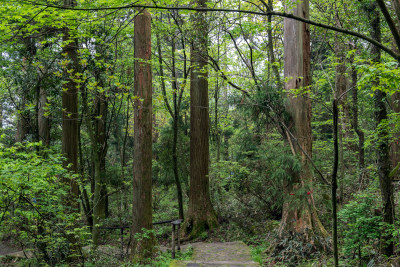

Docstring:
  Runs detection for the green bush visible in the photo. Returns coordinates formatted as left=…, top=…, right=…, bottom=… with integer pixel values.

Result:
left=0, top=141, right=89, bottom=265
left=338, top=192, right=382, bottom=263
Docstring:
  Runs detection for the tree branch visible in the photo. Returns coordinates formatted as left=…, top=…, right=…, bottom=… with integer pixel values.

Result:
left=376, top=0, right=400, bottom=51
left=20, top=1, right=400, bottom=61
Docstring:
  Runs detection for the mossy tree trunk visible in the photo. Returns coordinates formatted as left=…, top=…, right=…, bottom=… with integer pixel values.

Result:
left=184, top=0, right=218, bottom=241
left=185, top=0, right=218, bottom=239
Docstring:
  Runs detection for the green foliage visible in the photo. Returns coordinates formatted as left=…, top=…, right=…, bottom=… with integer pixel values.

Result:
left=338, top=191, right=382, bottom=263
left=0, top=141, right=89, bottom=265
left=148, top=245, right=193, bottom=267
left=133, top=228, right=156, bottom=243
left=153, top=121, right=189, bottom=188
left=210, top=126, right=298, bottom=226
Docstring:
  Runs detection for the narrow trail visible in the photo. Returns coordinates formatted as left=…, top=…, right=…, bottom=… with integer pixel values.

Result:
left=0, top=242, right=18, bottom=256
left=172, top=241, right=260, bottom=267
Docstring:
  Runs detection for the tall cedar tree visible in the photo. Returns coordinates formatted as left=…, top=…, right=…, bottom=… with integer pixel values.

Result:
left=130, top=9, right=155, bottom=260
left=280, top=0, right=328, bottom=238
left=185, top=0, right=218, bottom=238
left=62, top=0, right=79, bottom=208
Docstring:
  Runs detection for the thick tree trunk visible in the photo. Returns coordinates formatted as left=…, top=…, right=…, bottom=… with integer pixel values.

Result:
left=367, top=4, right=394, bottom=256
left=62, top=0, right=79, bottom=209
left=130, top=9, right=155, bottom=260
left=94, top=88, right=108, bottom=218
left=185, top=0, right=218, bottom=238
left=390, top=93, right=400, bottom=180
left=280, top=0, right=328, bottom=239
left=60, top=0, right=81, bottom=261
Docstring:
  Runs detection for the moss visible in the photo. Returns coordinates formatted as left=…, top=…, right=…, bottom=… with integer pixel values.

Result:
left=183, top=215, right=219, bottom=240
left=169, top=260, right=186, bottom=267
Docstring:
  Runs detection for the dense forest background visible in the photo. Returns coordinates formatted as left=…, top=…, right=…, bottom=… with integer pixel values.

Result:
left=1, top=0, right=400, bottom=266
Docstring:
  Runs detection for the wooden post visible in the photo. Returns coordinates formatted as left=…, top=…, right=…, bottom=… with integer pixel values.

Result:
left=120, top=227, right=124, bottom=254
left=177, top=224, right=181, bottom=251
left=171, top=223, right=176, bottom=259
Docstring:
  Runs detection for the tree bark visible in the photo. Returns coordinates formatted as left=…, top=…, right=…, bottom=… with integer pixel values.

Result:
left=350, top=47, right=365, bottom=182
left=334, top=21, right=348, bottom=205
left=81, top=86, right=103, bottom=246
left=94, top=75, right=109, bottom=219
left=62, top=0, right=79, bottom=209
left=16, top=93, right=28, bottom=142
left=130, top=9, right=155, bottom=260
left=390, top=0, right=400, bottom=181
left=368, top=3, right=395, bottom=256
left=185, top=0, right=218, bottom=238
left=38, top=87, right=50, bottom=146
left=390, top=93, right=400, bottom=180
left=280, top=0, right=328, bottom=239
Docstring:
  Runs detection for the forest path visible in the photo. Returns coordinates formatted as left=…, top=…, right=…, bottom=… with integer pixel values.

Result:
left=0, top=241, right=19, bottom=256
left=171, top=241, right=260, bottom=267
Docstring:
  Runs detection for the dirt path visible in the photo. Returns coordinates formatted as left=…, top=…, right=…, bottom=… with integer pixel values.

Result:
left=0, top=242, right=18, bottom=256
left=172, top=241, right=260, bottom=267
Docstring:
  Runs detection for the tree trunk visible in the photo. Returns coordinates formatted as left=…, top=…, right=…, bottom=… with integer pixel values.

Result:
left=94, top=85, right=108, bottom=219
left=390, top=93, right=400, bottom=181
left=171, top=38, right=184, bottom=220
left=368, top=3, right=395, bottom=256
left=16, top=93, right=28, bottom=142
left=81, top=87, right=103, bottom=246
left=130, top=9, right=155, bottom=260
left=280, top=0, right=328, bottom=239
left=350, top=46, right=365, bottom=182
left=267, top=0, right=282, bottom=89
left=390, top=0, right=400, bottom=181
left=185, top=0, right=218, bottom=238
left=334, top=27, right=347, bottom=204
left=62, top=0, right=79, bottom=209
left=38, top=87, right=50, bottom=146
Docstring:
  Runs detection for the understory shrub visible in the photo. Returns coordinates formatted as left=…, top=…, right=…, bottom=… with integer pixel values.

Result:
left=0, top=141, right=88, bottom=265
left=338, top=191, right=382, bottom=265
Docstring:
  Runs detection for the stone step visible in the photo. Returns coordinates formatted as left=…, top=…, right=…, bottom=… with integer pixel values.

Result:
left=183, top=260, right=260, bottom=266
